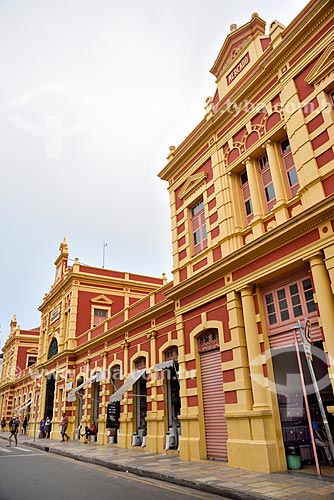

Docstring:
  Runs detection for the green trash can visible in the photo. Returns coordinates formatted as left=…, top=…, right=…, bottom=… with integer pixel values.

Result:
left=287, top=454, right=301, bottom=470
left=286, top=446, right=301, bottom=470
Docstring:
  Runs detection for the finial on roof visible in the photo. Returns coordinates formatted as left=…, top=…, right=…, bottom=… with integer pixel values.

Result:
left=10, top=314, right=17, bottom=331
left=230, top=23, right=237, bottom=31
left=167, top=145, right=176, bottom=161
left=59, top=237, right=68, bottom=255
left=251, top=12, right=258, bottom=19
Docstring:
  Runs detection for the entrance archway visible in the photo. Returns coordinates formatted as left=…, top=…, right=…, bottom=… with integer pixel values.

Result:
left=44, top=373, right=56, bottom=420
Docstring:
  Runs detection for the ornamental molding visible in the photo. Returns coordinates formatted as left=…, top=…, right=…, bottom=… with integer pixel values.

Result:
left=179, top=172, right=207, bottom=200
left=91, top=294, right=113, bottom=305
left=305, top=42, right=334, bottom=86
left=221, top=36, right=252, bottom=74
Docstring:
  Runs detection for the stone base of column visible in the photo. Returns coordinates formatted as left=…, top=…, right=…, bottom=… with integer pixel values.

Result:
left=226, top=410, right=286, bottom=473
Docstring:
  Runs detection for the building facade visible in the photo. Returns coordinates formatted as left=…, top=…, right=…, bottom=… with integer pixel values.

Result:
left=0, top=0, right=333, bottom=474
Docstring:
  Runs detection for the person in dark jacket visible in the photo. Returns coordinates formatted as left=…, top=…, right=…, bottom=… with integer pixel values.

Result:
left=7, top=417, right=19, bottom=447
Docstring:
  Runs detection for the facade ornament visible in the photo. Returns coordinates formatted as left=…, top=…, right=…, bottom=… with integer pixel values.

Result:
left=146, top=330, right=157, bottom=340
left=167, top=145, right=176, bottom=161
left=121, top=339, right=129, bottom=350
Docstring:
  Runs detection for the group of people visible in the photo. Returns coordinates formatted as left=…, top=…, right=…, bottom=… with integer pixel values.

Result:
left=2, top=413, right=98, bottom=446
left=1, top=416, right=28, bottom=433
left=39, top=416, right=52, bottom=438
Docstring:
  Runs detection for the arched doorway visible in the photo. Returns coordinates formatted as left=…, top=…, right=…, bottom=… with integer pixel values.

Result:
left=164, top=347, right=180, bottom=449
left=134, top=357, right=146, bottom=436
left=45, top=372, right=56, bottom=421
left=107, top=365, right=121, bottom=442
left=92, top=378, right=100, bottom=429
left=198, top=328, right=227, bottom=461
left=76, top=376, right=84, bottom=427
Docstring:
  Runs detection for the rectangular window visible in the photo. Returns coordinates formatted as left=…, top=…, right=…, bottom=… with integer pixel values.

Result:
left=27, top=356, right=37, bottom=367
left=259, top=153, right=276, bottom=212
left=93, top=308, right=107, bottom=326
left=240, top=170, right=253, bottom=224
left=264, top=277, right=317, bottom=329
left=191, top=199, right=207, bottom=255
left=280, top=138, right=299, bottom=197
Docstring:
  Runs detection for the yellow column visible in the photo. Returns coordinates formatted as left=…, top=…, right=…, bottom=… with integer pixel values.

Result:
left=37, top=329, right=45, bottom=363
left=244, top=157, right=265, bottom=237
left=309, top=253, right=334, bottom=386
left=226, top=290, right=253, bottom=411
left=264, top=141, right=287, bottom=203
left=118, top=339, right=131, bottom=448
left=241, top=286, right=268, bottom=409
left=99, top=352, right=108, bottom=444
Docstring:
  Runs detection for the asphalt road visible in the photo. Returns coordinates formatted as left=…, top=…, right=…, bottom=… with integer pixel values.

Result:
left=0, top=441, right=227, bottom=500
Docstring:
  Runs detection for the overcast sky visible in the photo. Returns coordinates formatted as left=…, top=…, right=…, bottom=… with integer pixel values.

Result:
left=0, top=0, right=308, bottom=346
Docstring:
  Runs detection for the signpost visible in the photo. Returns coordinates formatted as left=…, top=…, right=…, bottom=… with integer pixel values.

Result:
left=294, top=319, right=334, bottom=469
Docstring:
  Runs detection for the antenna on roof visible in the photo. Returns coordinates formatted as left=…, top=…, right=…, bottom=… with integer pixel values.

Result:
left=102, top=242, right=108, bottom=268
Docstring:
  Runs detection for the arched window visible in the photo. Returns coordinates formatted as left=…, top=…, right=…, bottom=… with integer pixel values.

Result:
left=198, top=328, right=219, bottom=353
left=110, top=365, right=121, bottom=393
left=134, top=357, right=146, bottom=370
left=48, top=338, right=58, bottom=359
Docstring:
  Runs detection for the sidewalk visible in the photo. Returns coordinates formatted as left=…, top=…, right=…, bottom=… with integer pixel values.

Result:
left=1, top=432, right=334, bottom=499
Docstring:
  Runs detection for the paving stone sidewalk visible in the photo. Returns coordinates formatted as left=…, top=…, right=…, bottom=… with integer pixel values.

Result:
left=1, top=433, right=333, bottom=500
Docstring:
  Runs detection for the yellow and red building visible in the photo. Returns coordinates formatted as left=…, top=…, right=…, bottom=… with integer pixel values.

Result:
left=0, top=0, right=333, bottom=473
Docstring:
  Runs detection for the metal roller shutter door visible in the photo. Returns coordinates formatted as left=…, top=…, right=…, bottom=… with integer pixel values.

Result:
left=200, top=349, right=228, bottom=461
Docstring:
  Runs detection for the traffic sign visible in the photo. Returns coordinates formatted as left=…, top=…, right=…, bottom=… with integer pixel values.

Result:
left=304, top=319, right=312, bottom=344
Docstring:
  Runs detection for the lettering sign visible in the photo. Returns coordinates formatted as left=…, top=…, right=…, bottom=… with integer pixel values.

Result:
left=107, top=402, right=120, bottom=428
left=226, top=53, right=250, bottom=85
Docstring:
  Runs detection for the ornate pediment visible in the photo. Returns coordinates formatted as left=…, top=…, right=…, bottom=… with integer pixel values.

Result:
left=91, top=294, right=113, bottom=305
left=305, top=43, right=334, bottom=86
left=210, top=13, right=266, bottom=79
left=179, top=173, right=207, bottom=200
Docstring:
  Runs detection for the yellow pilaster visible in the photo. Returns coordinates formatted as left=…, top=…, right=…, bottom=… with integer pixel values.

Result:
left=98, top=352, right=108, bottom=444
left=244, top=157, right=265, bottom=237
left=309, top=253, right=334, bottom=386
left=146, top=330, right=159, bottom=452
left=241, top=286, right=268, bottom=409
left=264, top=141, right=288, bottom=224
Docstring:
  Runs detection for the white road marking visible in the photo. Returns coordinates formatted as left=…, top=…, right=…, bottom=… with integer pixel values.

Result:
left=14, top=446, right=32, bottom=452
left=0, top=447, right=12, bottom=453
left=0, top=453, right=45, bottom=458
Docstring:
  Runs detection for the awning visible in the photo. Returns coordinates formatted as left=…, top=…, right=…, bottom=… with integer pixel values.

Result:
left=15, top=398, right=32, bottom=413
left=109, top=369, right=145, bottom=403
left=155, top=360, right=174, bottom=371
left=68, top=374, right=97, bottom=400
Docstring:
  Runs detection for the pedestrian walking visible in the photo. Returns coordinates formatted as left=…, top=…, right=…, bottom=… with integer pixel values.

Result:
left=44, top=416, right=51, bottom=438
left=60, top=412, right=70, bottom=442
left=39, top=418, right=45, bottom=438
left=1, top=417, right=6, bottom=431
left=7, top=417, right=19, bottom=447
left=22, top=417, right=28, bottom=434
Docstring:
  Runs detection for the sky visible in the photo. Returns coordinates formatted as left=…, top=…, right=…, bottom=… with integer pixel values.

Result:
left=0, top=0, right=308, bottom=346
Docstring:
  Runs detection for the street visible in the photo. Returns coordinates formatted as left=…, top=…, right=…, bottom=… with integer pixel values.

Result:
left=0, top=441, right=227, bottom=500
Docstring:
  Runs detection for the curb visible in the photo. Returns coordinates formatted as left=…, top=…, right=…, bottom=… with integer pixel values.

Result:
left=21, top=440, right=269, bottom=500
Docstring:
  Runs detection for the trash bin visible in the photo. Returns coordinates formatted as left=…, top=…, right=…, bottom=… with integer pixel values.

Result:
left=286, top=445, right=301, bottom=470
